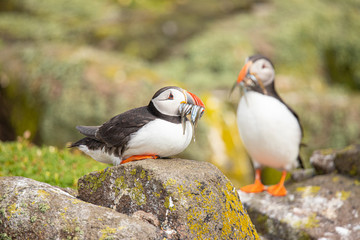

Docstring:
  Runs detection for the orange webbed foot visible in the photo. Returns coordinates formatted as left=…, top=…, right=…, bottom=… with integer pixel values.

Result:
left=121, top=155, right=159, bottom=164
left=267, top=184, right=287, bottom=196
left=240, top=169, right=265, bottom=193
left=240, top=182, right=266, bottom=193
left=267, top=170, right=288, bottom=196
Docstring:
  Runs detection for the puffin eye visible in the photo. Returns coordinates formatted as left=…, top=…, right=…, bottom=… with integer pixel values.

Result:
left=262, top=63, right=267, bottom=69
left=168, top=92, right=174, bottom=100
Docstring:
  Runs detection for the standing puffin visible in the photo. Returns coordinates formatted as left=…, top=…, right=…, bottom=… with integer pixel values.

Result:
left=233, top=55, right=303, bottom=196
left=70, top=86, right=205, bottom=166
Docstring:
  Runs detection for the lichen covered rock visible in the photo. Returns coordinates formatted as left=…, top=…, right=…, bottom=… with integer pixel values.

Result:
left=78, top=158, right=259, bottom=239
left=0, top=176, right=162, bottom=240
left=238, top=173, right=360, bottom=240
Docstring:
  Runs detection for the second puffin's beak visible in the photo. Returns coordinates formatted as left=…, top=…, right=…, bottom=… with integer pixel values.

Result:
left=230, top=61, right=253, bottom=95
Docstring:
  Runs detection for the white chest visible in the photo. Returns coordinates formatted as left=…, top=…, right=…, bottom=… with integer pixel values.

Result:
left=124, top=119, right=193, bottom=159
left=236, top=91, right=301, bottom=170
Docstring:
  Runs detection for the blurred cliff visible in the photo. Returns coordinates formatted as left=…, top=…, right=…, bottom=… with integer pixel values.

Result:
left=0, top=0, right=359, bottom=187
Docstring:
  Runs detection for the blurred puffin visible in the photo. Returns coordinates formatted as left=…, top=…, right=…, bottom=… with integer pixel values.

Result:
left=232, top=55, right=303, bottom=196
left=70, top=86, right=205, bottom=166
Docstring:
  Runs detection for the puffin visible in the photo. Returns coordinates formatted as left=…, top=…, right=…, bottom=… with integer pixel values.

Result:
left=70, top=86, right=205, bottom=166
left=232, top=54, right=303, bottom=196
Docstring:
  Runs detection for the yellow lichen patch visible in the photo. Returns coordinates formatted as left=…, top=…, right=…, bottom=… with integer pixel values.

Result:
left=37, top=189, right=50, bottom=199
left=72, top=199, right=82, bottom=204
left=332, top=176, right=339, bottom=183
left=164, top=178, right=176, bottom=188
left=336, top=191, right=351, bottom=201
left=354, top=180, right=360, bottom=186
left=7, top=203, right=20, bottom=220
left=304, top=213, right=319, bottom=228
left=81, top=170, right=112, bottom=193
left=99, top=226, right=125, bottom=240
left=130, top=168, right=137, bottom=175
left=220, top=182, right=257, bottom=239
left=296, top=186, right=321, bottom=197
left=140, top=170, right=146, bottom=179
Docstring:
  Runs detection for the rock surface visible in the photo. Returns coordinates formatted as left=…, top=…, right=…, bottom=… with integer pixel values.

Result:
left=0, top=176, right=162, bottom=240
left=310, top=144, right=360, bottom=177
left=239, top=145, right=360, bottom=240
left=78, top=158, right=259, bottom=239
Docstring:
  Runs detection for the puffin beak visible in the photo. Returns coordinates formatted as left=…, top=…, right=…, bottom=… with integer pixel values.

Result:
left=179, top=90, right=205, bottom=137
left=237, top=61, right=252, bottom=84
left=185, top=91, right=205, bottom=108
left=230, top=61, right=253, bottom=95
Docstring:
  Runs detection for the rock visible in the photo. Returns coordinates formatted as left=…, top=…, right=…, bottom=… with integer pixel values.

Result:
left=0, top=176, right=163, bottom=240
left=238, top=173, right=360, bottom=240
left=77, top=158, right=259, bottom=239
left=310, top=144, right=360, bottom=177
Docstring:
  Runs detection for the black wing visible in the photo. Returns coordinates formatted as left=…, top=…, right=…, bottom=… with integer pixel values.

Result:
left=95, top=106, right=156, bottom=148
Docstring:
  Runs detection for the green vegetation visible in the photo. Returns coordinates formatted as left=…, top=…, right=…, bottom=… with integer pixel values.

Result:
left=0, top=137, right=106, bottom=188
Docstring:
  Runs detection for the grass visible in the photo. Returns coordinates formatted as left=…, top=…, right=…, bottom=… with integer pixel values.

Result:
left=0, top=136, right=107, bottom=188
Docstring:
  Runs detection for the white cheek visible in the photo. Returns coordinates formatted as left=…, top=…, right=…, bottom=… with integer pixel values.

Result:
left=152, top=100, right=180, bottom=116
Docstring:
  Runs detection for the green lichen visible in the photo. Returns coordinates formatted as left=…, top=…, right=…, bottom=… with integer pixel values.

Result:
left=140, top=170, right=146, bottom=179
left=81, top=169, right=112, bottom=194
left=0, top=233, right=12, bottom=240
left=38, top=203, right=50, bottom=213
left=130, top=179, right=146, bottom=205
left=30, top=216, right=37, bottom=223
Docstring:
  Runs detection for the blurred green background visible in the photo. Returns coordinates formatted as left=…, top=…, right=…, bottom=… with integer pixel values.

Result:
left=1, top=0, right=359, bottom=188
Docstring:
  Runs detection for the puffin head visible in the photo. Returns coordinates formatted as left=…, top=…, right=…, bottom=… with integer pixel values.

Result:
left=232, top=54, right=275, bottom=94
left=150, top=86, right=205, bottom=135
left=151, top=86, right=204, bottom=117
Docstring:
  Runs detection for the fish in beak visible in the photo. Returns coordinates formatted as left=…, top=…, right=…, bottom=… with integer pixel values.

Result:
left=179, top=90, right=205, bottom=140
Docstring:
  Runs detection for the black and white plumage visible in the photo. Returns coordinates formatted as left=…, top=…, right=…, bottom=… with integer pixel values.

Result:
left=233, top=55, right=303, bottom=196
left=70, top=86, right=205, bottom=165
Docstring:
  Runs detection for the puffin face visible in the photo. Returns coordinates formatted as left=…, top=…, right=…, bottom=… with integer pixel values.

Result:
left=151, top=86, right=205, bottom=136
left=234, top=55, right=275, bottom=93
left=151, top=86, right=205, bottom=116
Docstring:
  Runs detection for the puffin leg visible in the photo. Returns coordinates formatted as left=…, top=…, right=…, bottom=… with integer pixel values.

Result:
left=121, top=155, right=159, bottom=164
left=240, top=169, right=265, bottom=193
left=267, top=170, right=287, bottom=196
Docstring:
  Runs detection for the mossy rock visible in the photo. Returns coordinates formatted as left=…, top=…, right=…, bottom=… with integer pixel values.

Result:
left=0, top=176, right=162, bottom=239
left=78, top=159, right=259, bottom=239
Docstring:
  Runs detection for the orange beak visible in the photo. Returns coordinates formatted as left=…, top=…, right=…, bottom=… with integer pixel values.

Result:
left=237, top=61, right=252, bottom=84
left=186, top=91, right=205, bottom=108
